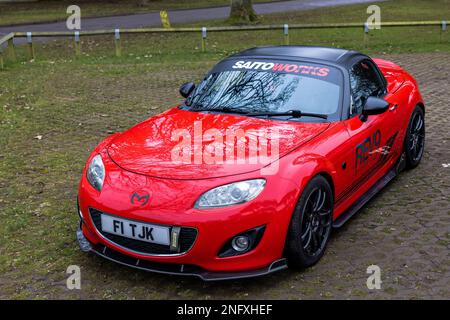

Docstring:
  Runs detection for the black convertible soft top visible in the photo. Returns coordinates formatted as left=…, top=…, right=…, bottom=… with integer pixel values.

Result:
left=229, top=45, right=366, bottom=68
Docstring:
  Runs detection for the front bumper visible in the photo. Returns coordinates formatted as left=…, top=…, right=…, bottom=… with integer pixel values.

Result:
left=78, top=150, right=299, bottom=279
left=77, top=227, right=287, bottom=281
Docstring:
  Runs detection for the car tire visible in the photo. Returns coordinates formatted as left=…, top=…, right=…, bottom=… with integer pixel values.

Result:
left=286, top=175, right=333, bottom=269
left=404, top=105, right=425, bottom=169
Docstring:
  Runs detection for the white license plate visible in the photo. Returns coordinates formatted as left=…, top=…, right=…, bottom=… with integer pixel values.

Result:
left=100, top=214, right=170, bottom=246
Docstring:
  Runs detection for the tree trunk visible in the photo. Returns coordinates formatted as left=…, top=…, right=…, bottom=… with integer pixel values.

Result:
left=138, top=0, right=149, bottom=7
left=229, top=0, right=258, bottom=23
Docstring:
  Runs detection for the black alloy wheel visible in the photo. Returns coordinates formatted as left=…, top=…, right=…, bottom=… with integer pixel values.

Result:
left=405, top=106, right=425, bottom=168
left=286, top=175, right=333, bottom=268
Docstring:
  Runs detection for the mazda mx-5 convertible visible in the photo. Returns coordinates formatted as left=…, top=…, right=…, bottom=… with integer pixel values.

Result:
left=76, top=46, right=425, bottom=281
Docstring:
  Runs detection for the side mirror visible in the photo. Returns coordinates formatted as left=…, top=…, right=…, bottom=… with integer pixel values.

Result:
left=179, top=82, right=195, bottom=98
left=360, top=96, right=389, bottom=121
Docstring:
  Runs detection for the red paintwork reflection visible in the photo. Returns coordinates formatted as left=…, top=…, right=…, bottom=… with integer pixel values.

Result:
left=108, top=108, right=330, bottom=179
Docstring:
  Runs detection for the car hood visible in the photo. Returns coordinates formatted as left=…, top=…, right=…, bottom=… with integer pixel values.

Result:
left=107, top=108, right=330, bottom=179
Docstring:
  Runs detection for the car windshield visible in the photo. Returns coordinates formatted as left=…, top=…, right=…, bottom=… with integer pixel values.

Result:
left=185, top=60, right=343, bottom=121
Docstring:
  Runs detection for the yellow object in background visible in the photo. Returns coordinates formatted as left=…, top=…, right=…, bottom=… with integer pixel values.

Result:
left=160, top=11, right=171, bottom=28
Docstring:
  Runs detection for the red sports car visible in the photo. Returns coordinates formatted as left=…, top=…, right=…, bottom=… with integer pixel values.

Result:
left=77, top=46, right=425, bottom=280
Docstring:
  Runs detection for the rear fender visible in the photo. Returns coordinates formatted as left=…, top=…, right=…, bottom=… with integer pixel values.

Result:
left=398, top=78, right=425, bottom=142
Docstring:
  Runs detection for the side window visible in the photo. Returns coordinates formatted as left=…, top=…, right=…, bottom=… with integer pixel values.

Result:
left=349, top=60, right=385, bottom=116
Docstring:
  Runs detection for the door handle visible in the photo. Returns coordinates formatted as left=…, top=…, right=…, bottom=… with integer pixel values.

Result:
left=389, top=104, right=398, bottom=111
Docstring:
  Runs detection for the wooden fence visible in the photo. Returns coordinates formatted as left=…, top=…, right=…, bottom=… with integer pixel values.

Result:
left=0, top=20, right=448, bottom=69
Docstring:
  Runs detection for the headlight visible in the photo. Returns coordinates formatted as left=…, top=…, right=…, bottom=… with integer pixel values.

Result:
left=195, top=179, right=266, bottom=209
left=86, top=154, right=105, bottom=191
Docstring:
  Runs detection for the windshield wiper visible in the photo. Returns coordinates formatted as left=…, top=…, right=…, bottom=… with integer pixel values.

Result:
left=188, top=106, right=328, bottom=120
left=247, top=109, right=328, bottom=120
left=190, top=106, right=249, bottom=115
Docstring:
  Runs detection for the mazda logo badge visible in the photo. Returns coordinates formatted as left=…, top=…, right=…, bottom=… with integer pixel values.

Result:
left=130, top=191, right=150, bottom=206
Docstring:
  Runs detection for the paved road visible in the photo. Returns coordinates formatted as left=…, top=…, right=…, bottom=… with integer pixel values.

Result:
left=0, top=0, right=380, bottom=36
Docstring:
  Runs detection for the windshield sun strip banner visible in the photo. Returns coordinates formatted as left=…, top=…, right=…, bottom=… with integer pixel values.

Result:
left=232, top=60, right=330, bottom=77
left=208, top=59, right=342, bottom=85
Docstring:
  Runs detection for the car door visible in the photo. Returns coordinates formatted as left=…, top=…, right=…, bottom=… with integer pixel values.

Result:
left=344, top=59, right=399, bottom=187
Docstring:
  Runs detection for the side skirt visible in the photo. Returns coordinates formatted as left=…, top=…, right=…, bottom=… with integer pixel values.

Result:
left=332, top=152, right=406, bottom=228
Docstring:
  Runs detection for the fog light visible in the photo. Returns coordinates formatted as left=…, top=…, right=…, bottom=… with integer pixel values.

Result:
left=231, top=235, right=250, bottom=252
left=218, top=225, right=266, bottom=258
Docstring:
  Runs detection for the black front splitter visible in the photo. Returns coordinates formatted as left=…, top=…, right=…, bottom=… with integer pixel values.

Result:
left=76, top=228, right=287, bottom=281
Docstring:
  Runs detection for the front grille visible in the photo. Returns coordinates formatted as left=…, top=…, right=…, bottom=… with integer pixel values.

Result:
left=89, top=208, right=197, bottom=255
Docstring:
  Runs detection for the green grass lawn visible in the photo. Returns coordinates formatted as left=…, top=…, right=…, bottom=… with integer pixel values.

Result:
left=177, top=0, right=450, bottom=27
left=2, top=0, right=448, bottom=27
left=249, top=0, right=450, bottom=24
left=0, top=0, right=450, bottom=299
left=0, top=0, right=279, bottom=26
left=0, top=58, right=213, bottom=298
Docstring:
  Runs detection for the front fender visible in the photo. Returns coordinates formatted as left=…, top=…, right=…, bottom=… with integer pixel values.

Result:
left=277, top=151, right=338, bottom=202
left=276, top=122, right=347, bottom=201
